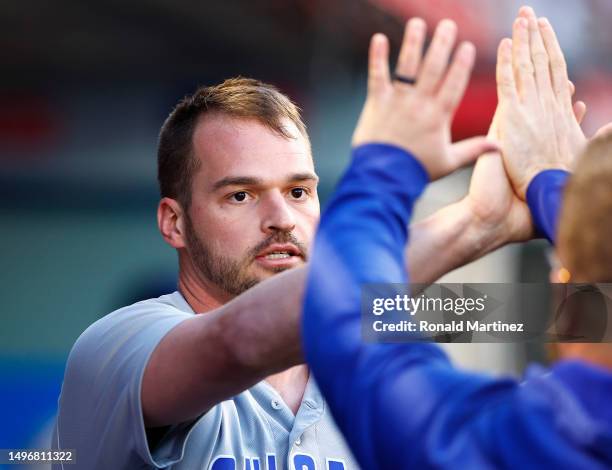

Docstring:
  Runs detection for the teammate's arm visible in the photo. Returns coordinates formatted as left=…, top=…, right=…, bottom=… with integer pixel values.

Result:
left=407, top=193, right=523, bottom=283
left=302, top=15, right=593, bottom=469
left=301, top=18, right=512, bottom=467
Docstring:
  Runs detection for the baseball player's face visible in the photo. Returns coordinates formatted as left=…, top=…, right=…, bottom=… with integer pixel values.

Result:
left=185, top=114, right=319, bottom=296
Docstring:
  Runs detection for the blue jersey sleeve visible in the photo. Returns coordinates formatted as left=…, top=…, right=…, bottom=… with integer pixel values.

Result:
left=302, top=145, right=601, bottom=469
left=526, top=169, right=570, bottom=244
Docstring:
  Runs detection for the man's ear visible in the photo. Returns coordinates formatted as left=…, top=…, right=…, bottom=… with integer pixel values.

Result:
left=158, top=197, right=187, bottom=249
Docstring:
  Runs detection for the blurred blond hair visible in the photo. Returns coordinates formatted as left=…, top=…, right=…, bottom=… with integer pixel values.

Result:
left=558, top=131, right=612, bottom=283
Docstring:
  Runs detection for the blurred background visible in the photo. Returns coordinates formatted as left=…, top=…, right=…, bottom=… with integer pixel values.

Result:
left=1, top=0, right=611, bottom=461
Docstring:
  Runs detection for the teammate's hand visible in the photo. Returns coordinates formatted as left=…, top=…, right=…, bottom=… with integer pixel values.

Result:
left=462, top=111, right=534, bottom=243
left=464, top=7, right=588, bottom=243
left=352, top=18, right=497, bottom=180
left=495, top=7, right=587, bottom=199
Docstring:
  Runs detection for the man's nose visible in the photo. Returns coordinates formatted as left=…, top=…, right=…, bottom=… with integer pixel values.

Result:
left=260, top=192, right=296, bottom=234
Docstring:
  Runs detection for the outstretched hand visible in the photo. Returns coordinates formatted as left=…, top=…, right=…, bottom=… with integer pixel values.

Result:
left=465, top=7, right=589, bottom=243
left=495, top=7, right=587, bottom=199
left=352, top=18, right=497, bottom=180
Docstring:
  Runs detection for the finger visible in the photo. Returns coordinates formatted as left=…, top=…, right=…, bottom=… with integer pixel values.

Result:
left=516, top=6, right=536, bottom=90
left=395, top=18, right=427, bottom=80
left=368, top=33, right=391, bottom=95
left=573, top=101, right=587, bottom=125
left=438, top=41, right=476, bottom=113
left=518, top=5, right=537, bottom=20
left=417, top=19, right=458, bottom=94
left=496, top=38, right=518, bottom=103
left=528, top=16, right=554, bottom=102
left=593, top=122, right=612, bottom=139
left=538, top=17, right=572, bottom=108
left=569, top=80, right=575, bottom=97
left=512, top=17, right=536, bottom=100
left=451, top=136, right=500, bottom=168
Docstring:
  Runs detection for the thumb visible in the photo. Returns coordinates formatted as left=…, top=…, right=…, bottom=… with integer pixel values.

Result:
left=573, top=101, right=587, bottom=125
left=451, top=136, right=500, bottom=167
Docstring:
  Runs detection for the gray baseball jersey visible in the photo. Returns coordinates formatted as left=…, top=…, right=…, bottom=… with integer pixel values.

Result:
left=52, top=292, right=359, bottom=470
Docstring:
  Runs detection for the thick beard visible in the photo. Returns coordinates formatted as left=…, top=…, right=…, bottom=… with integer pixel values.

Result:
left=184, top=213, right=307, bottom=298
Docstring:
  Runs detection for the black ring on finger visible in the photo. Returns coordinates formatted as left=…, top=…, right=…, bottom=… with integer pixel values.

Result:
left=393, top=73, right=417, bottom=85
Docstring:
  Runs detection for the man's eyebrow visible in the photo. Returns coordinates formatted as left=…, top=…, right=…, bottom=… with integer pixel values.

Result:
left=212, top=173, right=319, bottom=191
left=212, top=176, right=262, bottom=191
left=287, top=172, right=319, bottom=184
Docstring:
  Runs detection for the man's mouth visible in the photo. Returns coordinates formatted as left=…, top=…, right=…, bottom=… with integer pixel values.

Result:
left=264, top=252, right=292, bottom=260
left=256, top=243, right=302, bottom=259
left=254, top=243, right=303, bottom=268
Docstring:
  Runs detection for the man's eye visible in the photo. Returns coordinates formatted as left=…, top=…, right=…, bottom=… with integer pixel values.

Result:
left=231, top=191, right=248, bottom=202
left=290, top=188, right=306, bottom=199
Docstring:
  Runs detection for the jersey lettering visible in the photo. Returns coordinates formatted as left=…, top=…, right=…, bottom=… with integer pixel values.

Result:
left=210, top=453, right=345, bottom=470
left=266, top=454, right=277, bottom=470
left=327, top=459, right=346, bottom=470
left=293, top=453, right=316, bottom=470
left=210, top=456, right=236, bottom=470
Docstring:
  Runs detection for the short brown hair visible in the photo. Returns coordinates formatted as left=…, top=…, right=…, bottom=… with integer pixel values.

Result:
left=558, top=132, right=612, bottom=282
left=157, top=77, right=308, bottom=209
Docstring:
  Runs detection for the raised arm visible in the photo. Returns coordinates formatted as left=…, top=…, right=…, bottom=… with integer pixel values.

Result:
left=302, top=12, right=597, bottom=470
left=302, top=18, right=509, bottom=469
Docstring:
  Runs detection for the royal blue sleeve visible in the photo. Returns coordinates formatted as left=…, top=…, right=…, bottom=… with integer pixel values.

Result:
left=526, top=169, right=570, bottom=244
left=302, top=145, right=595, bottom=469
